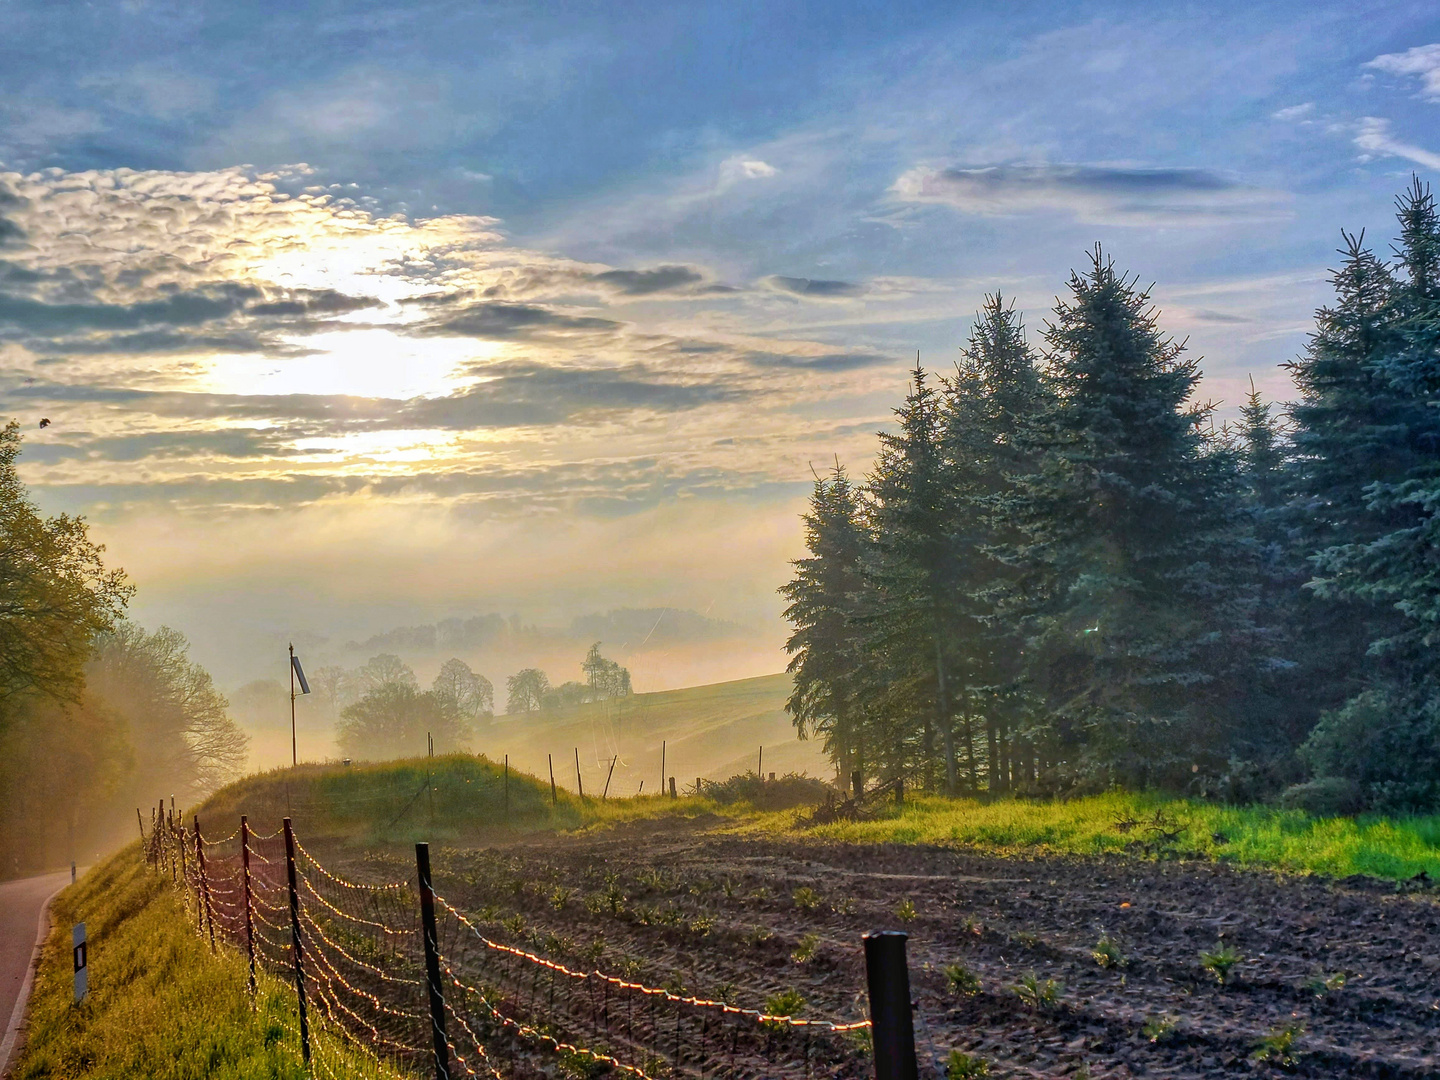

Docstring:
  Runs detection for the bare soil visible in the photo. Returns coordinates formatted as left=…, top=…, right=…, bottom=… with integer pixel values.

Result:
left=321, top=817, right=1440, bottom=1079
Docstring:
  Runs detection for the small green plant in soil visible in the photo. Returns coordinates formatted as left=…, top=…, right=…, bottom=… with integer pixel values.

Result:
left=1253, top=1020, right=1304, bottom=1067
left=582, top=936, right=605, bottom=966
left=1304, top=969, right=1346, bottom=997
left=946, top=1050, right=991, bottom=1078
left=944, top=962, right=982, bottom=996
left=1013, top=971, right=1062, bottom=1011
left=961, top=915, right=983, bottom=937
left=549, top=885, right=573, bottom=910
left=1143, top=1015, right=1179, bottom=1044
left=832, top=896, right=856, bottom=915
left=765, top=988, right=806, bottom=1017
left=791, top=932, right=820, bottom=963
left=895, top=898, right=917, bottom=923
left=1199, top=942, right=1243, bottom=985
left=688, top=914, right=714, bottom=936
left=745, top=925, right=773, bottom=946
left=502, top=913, right=526, bottom=937
left=793, top=886, right=822, bottom=911
left=1092, top=933, right=1125, bottom=969
left=618, top=956, right=643, bottom=979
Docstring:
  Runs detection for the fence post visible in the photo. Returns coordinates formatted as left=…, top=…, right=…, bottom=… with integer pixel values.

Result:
left=603, top=755, right=617, bottom=800
left=193, top=816, right=216, bottom=952
left=503, top=756, right=509, bottom=822
left=548, top=754, right=557, bottom=806
left=136, top=808, right=145, bottom=843
left=863, top=931, right=918, bottom=1080
left=240, top=815, right=257, bottom=998
left=283, top=818, right=311, bottom=1067
left=668, top=777, right=677, bottom=799
left=176, top=809, right=189, bottom=908
left=165, top=799, right=176, bottom=883
left=575, top=747, right=584, bottom=799
left=415, top=843, right=451, bottom=1080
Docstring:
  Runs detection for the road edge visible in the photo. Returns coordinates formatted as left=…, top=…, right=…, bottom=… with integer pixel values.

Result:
left=0, top=880, right=67, bottom=1079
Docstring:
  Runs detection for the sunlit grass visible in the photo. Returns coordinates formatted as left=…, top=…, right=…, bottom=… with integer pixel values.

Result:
left=14, top=843, right=399, bottom=1080
left=195, top=758, right=1440, bottom=881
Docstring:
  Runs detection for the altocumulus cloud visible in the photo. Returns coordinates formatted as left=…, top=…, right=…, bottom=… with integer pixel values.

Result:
left=891, top=163, right=1289, bottom=225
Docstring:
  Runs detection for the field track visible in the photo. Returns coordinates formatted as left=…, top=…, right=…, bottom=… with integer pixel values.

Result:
left=316, top=817, right=1440, bottom=1078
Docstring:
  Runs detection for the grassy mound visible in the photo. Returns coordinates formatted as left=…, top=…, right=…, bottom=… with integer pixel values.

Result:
left=12, top=844, right=395, bottom=1079
left=194, top=754, right=582, bottom=843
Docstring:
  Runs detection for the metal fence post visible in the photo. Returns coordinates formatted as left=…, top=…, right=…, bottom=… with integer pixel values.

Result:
left=864, top=931, right=918, bottom=1080
left=283, top=818, right=311, bottom=1066
left=415, top=843, right=451, bottom=1080
left=240, top=815, right=257, bottom=998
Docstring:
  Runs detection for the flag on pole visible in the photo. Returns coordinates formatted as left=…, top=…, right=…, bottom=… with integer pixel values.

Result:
left=291, top=653, right=311, bottom=694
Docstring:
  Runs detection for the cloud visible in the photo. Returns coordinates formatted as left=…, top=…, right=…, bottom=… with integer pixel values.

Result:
left=762, top=275, right=865, bottom=300
left=1364, top=44, right=1440, bottom=101
left=1271, top=103, right=1315, bottom=121
left=745, top=350, right=890, bottom=371
left=415, top=301, right=623, bottom=340
left=588, top=265, right=705, bottom=296
left=891, top=163, right=1289, bottom=225
left=1354, top=117, right=1440, bottom=171
left=739, top=160, right=778, bottom=179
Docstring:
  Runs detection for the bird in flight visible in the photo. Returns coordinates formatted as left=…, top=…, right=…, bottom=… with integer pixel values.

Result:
left=38, top=418, right=51, bottom=428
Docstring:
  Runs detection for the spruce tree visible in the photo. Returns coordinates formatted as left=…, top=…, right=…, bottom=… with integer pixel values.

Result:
left=780, top=465, right=871, bottom=783
left=940, top=295, right=1046, bottom=793
left=1297, top=179, right=1440, bottom=810
left=865, top=364, right=966, bottom=792
left=1013, top=247, right=1251, bottom=788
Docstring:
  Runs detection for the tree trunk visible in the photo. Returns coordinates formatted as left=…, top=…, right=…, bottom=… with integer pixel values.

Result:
left=934, top=633, right=957, bottom=796
left=986, top=719, right=999, bottom=795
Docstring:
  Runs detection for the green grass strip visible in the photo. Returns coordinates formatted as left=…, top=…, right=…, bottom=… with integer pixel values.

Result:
left=12, top=843, right=399, bottom=1079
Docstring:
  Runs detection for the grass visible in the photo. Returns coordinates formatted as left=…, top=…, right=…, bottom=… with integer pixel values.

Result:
left=12, top=842, right=397, bottom=1079
left=190, top=758, right=1440, bottom=882
left=784, top=790, right=1440, bottom=881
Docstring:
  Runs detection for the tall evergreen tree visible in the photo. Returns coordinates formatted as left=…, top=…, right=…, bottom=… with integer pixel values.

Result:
left=1298, top=179, right=1440, bottom=810
left=1013, top=247, right=1252, bottom=787
left=865, top=364, right=969, bottom=792
left=781, top=465, right=871, bottom=781
left=940, top=295, right=1047, bottom=793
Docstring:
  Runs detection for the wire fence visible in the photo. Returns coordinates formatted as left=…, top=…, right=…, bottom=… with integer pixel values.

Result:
left=142, top=805, right=881, bottom=1079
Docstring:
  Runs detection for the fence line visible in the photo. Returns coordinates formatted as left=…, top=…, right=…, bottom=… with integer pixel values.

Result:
left=141, top=803, right=886, bottom=1080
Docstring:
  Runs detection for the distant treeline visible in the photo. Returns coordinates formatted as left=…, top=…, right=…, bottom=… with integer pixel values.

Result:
left=343, top=607, right=743, bottom=656
left=783, top=178, right=1440, bottom=815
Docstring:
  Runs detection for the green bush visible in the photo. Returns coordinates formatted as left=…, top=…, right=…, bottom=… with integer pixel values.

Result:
left=1279, top=777, right=1363, bottom=817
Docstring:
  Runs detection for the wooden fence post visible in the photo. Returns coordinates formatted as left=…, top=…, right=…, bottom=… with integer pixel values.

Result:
left=548, top=755, right=557, bottom=807
left=503, top=756, right=509, bottom=822
left=240, top=815, right=257, bottom=998
left=415, top=843, right=451, bottom=1080
left=863, top=931, right=918, bottom=1080
left=575, top=747, right=584, bottom=799
left=193, top=816, right=216, bottom=952
left=282, top=818, right=311, bottom=1067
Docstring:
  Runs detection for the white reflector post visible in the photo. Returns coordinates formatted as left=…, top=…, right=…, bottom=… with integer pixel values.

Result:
left=291, top=654, right=311, bottom=695
left=73, top=922, right=87, bottom=1004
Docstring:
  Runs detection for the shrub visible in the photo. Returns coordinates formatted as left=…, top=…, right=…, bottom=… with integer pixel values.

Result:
left=701, top=771, right=833, bottom=809
left=1278, top=777, right=1364, bottom=817
left=1142, top=1015, right=1178, bottom=1044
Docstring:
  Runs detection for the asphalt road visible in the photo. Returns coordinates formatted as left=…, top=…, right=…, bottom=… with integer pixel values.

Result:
left=0, top=872, right=70, bottom=1077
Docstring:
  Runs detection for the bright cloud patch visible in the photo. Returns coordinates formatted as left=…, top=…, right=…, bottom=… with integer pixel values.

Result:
left=891, top=163, right=1289, bottom=225
left=1354, top=117, right=1440, bottom=170
left=0, top=164, right=904, bottom=520
left=1365, top=43, right=1440, bottom=101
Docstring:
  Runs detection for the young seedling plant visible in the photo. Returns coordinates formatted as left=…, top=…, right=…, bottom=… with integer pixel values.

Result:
left=1253, top=1019, right=1304, bottom=1068
left=945, top=962, right=982, bottom=997
left=791, top=932, right=820, bottom=964
left=1142, top=1015, right=1179, bottom=1044
left=793, top=886, right=822, bottom=911
left=1199, top=942, right=1244, bottom=985
left=1092, top=933, right=1125, bottom=970
left=946, top=1050, right=990, bottom=1078
left=1014, top=971, right=1062, bottom=1011
left=895, top=898, right=917, bottom=923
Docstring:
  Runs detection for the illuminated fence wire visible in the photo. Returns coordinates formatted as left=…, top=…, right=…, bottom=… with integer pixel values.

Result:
left=143, top=806, right=877, bottom=1080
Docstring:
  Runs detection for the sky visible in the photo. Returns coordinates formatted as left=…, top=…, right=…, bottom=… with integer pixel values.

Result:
left=2, top=0, right=1439, bottom=689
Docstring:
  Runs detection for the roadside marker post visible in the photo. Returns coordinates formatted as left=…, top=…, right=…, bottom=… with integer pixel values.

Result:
left=72, top=923, right=87, bottom=1005
left=864, top=931, right=918, bottom=1080
left=415, top=843, right=451, bottom=1080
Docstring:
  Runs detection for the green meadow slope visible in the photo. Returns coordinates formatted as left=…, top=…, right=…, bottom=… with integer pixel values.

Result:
left=468, top=672, right=830, bottom=796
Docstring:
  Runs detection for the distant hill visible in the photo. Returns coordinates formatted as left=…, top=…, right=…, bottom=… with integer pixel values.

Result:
left=474, top=672, right=829, bottom=796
